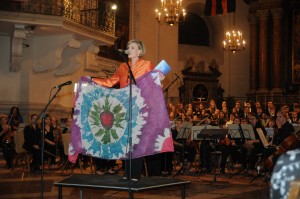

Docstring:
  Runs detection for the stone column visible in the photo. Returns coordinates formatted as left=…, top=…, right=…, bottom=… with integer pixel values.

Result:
left=248, top=13, right=258, bottom=93
left=257, top=10, right=269, bottom=93
left=271, top=8, right=283, bottom=93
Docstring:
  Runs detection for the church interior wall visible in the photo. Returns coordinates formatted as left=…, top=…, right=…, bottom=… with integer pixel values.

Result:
left=0, top=0, right=252, bottom=121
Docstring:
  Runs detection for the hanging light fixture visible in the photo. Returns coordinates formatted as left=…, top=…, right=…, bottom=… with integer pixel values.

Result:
left=223, top=14, right=246, bottom=54
left=155, top=0, right=186, bottom=26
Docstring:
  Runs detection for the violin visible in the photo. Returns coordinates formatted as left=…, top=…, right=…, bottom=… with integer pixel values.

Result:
left=219, top=134, right=231, bottom=146
left=264, top=134, right=300, bottom=170
left=1, top=125, right=12, bottom=144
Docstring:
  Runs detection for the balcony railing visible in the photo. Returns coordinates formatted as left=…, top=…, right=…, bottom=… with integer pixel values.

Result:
left=0, top=0, right=116, bottom=36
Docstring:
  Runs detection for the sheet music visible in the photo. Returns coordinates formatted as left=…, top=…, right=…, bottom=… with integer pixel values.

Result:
left=241, top=124, right=256, bottom=140
left=177, top=122, right=192, bottom=139
left=191, top=125, right=221, bottom=140
left=191, top=125, right=209, bottom=140
left=257, top=128, right=269, bottom=148
left=265, top=128, right=274, bottom=137
left=227, top=124, right=255, bottom=140
left=227, top=124, right=241, bottom=139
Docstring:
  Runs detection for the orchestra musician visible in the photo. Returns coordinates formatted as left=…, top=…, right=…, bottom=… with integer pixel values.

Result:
left=23, top=114, right=42, bottom=172
left=263, top=111, right=300, bottom=171
left=273, top=111, right=295, bottom=146
left=199, top=117, right=215, bottom=173
left=217, top=116, right=242, bottom=174
left=0, top=115, right=14, bottom=169
left=244, top=113, right=267, bottom=175
left=8, top=106, right=23, bottom=132
left=173, top=117, right=197, bottom=174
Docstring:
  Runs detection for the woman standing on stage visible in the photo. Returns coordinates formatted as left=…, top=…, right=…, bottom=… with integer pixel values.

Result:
left=93, top=39, right=161, bottom=181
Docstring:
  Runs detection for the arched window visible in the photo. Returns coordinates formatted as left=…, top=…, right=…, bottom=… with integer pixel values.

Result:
left=193, top=84, right=208, bottom=102
left=179, top=12, right=209, bottom=46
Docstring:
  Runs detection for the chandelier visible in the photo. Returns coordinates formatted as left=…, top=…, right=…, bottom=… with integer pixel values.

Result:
left=223, top=14, right=246, bottom=54
left=155, top=0, right=186, bottom=26
left=223, top=29, right=246, bottom=53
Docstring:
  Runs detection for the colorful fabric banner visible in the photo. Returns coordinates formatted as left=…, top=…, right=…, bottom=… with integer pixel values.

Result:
left=68, top=71, right=174, bottom=162
left=205, top=0, right=236, bottom=16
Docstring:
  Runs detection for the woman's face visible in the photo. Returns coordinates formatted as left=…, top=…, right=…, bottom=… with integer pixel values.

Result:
left=45, top=117, right=51, bottom=125
left=269, top=120, right=275, bottom=127
left=127, top=42, right=141, bottom=59
left=1, top=117, right=8, bottom=125
left=233, top=118, right=240, bottom=124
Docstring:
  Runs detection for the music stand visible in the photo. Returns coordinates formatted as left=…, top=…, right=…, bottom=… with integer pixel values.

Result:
left=240, top=124, right=256, bottom=140
left=177, top=122, right=192, bottom=139
left=191, top=125, right=210, bottom=141
left=228, top=124, right=255, bottom=178
left=201, top=128, right=227, bottom=182
left=173, top=122, right=192, bottom=177
left=228, top=124, right=241, bottom=140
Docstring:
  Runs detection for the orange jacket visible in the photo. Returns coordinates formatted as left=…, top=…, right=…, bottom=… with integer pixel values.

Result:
left=93, top=59, right=154, bottom=88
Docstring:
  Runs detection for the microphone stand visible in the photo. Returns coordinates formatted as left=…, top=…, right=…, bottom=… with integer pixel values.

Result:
left=35, top=87, right=62, bottom=199
left=163, top=75, right=179, bottom=100
left=118, top=52, right=136, bottom=197
left=194, top=116, right=209, bottom=176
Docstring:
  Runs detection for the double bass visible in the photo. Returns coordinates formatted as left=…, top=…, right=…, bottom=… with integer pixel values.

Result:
left=264, top=133, right=300, bottom=170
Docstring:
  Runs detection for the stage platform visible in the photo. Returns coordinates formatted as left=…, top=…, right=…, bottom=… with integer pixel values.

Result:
left=54, top=174, right=191, bottom=199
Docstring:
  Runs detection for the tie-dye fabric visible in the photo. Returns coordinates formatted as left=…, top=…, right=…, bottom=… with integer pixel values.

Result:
left=68, top=71, right=174, bottom=162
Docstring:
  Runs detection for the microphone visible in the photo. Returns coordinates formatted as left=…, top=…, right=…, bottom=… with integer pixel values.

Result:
left=174, top=73, right=180, bottom=79
left=53, top=81, right=72, bottom=89
left=118, top=49, right=130, bottom=54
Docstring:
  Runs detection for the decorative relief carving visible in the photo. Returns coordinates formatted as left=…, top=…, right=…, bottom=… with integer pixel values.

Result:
left=32, top=37, right=82, bottom=73
left=31, top=36, right=120, bottom=77
left=85, top=51, right=120, bottom=76
left=10, top=24, right=26, bottom=72
left=54, top=40, right=93, bottom=76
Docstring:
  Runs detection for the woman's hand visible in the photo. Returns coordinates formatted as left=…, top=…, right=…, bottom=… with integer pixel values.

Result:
left=158, top=72, right=165, bottom=81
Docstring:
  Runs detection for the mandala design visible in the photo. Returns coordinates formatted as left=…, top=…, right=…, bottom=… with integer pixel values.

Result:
left=69, top=73, right=174, bottom=161
left=89, top=96, right=126, bottom=144
left=75, top=82, right=147, bottom=159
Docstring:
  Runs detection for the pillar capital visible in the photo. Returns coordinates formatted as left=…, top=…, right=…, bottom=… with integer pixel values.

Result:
left=270, top=8, right=283, bottom=19
left=248, top=13, right=258, bottom=24
left=257, top=10, right=269, bottom=20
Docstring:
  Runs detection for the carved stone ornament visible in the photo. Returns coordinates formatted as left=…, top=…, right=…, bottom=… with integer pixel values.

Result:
left=10, top=24, right=26, bottom=72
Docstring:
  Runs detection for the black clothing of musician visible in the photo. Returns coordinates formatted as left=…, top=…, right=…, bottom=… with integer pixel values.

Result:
left=273, top=121, right=294, bottom=146
left=44, top=125, right=56, bottom=166
left=245, top=115, right=267, bottom=171
left=23, top=114, right=42, bottom=172
left=172, top=124, right=196, bottom=169
left=268, top=111, right=297, bottom=167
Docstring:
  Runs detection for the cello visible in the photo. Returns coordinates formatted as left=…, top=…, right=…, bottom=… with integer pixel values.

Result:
left=264, top=134, right=300, bottom=170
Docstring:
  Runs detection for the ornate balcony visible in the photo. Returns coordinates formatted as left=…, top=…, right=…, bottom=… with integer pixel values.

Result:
left=0, top=0, right=118, bottom=44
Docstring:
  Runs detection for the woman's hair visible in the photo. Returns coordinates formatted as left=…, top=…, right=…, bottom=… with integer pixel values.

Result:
left=277, top=111, right=288, bottom=119
left=127, top=40, right=146, bottom=56
left=9, top=106, right=20, bottom=116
